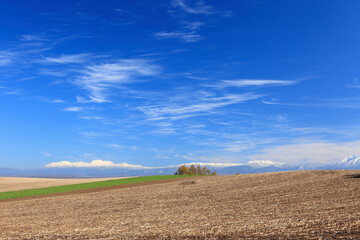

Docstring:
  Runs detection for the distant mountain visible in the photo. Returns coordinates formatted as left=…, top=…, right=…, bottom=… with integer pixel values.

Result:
left=0, top=157, right=358, bottom=178
left=215, top=164, right=301, bottom=175
left=0, top=167, right=178, bottom=178
left=40, top=160, right=299, bottom=177
left=337, top=155, right=360, bottom=169
left=0, top=160, right=298, bottom=178
left=0, top=168, right=20, bottom=176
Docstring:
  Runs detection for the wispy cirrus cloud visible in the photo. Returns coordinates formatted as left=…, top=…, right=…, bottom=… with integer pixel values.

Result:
left=182, top=21, right=205, bottom=30
left=0, top=34, right=56, bottom=69
left=107, top=144, right=138, bottom=151
left=261, top=99, right=301, bottom=106
left=74, top=59, right=160, bottom=103
left=63, top=106, right=83, bottom=112
left=171, top=0, right=232, bottom=16
left=114, top=8, right=125, bottom=14
left=263, top=97, right=360, bottom=109
left=44, top=53, right=92, bottom=64
left=206, top=79, right=298, bottom=88
left=154, top=31, right=204, bottom=42
left=3, top=89, right=22, bottom=95
left=81, top=131, right=113, bottom=138
left=156, top=1, right=230, bottom=43
left=0, top=33, right=97, bottom=72
left=0, top=50, right=16, bottom=66
left=19, top=34, right=49, bottom=42
left=154, top=21, right=205, bottom=42
left=78, top=115, right=103, bottom=120
left=52, top=99, right=65, bottom=103
left=0, top=58, right=12, bottom=66
left=138, top=48, right=187, bottom=57
left=0, top=85, right=23, bottom=95
left=138, top=92, right=263, bottom=121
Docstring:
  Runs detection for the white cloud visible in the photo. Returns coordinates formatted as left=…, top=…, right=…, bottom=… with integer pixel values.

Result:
left=158, top=1, right=229, bottom=44
left=0, top=58, right=12, bottom=66
left=44, top=53, right=92, bottom=64
left=172, top=0, right=212, bottom=14
left=154, top=21, right=205, bottom=43
left=0, top=50, right=16, bottom=66
left=154, top=31, right=204, bottom=42
left=3, top=89, right=22, bottom=95
left=138, top=92, right=262, bottom=120
left=114, top=8, right=125, bottom=14
left=20, top=34, right=48, bottom=42
left=107, top=144, right=138, bottom=151
left=262, top=97, right=360, bottom=109
left=250, top=140, right=360, bottom=166
left=64, top=106, right=83, bottom=112
left=81, top=131, right=111, bottom=138
left=79, top=115, right=103, bottom=120
left=261, top=100, right=301, bottom=106
left=52, top=99, right=65, bottom=103
left=38, top=69, right=69, bottom=77
left=152, top=127, right=178, bottom=135
left=0, top=85, right=23, bottom=95
left=74, top=59, right=160, bottom=103
left=171, top=0, right=232, bottom=16
left=183, top=21, right=205, bottom=30
left=185, top=74, right=209, bottom=80
left=0, top=37, right=55, bottom=67
left=207, top=79, right=298, bottom=88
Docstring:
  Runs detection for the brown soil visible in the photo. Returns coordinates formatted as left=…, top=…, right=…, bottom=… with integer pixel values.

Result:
left=1, top=170, right=360, bottom=239
left=0, top=177, right=130, bottom=192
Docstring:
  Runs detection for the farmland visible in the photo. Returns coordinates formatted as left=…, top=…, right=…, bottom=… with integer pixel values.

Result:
left=0, top=170, right=360, bottom=239
left=0, top=175, right=190, bottom=200
left=0, top=176, right=130, bottom=192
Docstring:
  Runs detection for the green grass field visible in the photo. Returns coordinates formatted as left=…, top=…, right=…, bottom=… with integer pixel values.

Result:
left=0, top=175, right=192, bottom=200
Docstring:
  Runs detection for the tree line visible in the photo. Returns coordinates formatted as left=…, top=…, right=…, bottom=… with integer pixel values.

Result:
left=174, top=164, right=217, bottom=176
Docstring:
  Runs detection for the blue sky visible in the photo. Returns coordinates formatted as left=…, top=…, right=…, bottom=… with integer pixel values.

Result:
left=1, top=0, right=360, bottom=169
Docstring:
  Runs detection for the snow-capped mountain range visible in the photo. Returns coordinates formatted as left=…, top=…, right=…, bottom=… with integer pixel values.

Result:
left=337, top=155, right=360, bottom=168
left=0, top=156, right=358, bottom=178
left=44, top=159, right=284, bottom=169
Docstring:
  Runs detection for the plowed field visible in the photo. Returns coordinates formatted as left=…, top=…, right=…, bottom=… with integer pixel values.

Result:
left=1, top=170, right=359, bottom=239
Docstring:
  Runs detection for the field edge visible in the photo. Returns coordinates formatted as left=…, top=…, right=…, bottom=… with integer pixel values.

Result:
left=0, top=174, right=196, bottom=201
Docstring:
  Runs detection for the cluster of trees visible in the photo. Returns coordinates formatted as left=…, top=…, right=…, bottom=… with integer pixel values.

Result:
left=174, top=164, right=217, bottom=176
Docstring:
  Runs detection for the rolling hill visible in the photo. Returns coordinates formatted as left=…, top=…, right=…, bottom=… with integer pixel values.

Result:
left=1, top=170, right=359, bottom=239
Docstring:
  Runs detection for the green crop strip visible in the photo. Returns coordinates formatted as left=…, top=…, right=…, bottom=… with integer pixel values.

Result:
left=0, top=175, right=193, bottom=200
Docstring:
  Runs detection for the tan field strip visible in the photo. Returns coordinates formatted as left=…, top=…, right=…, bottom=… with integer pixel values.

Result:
left=0, top=176, right=129, bottom=192
left=1, top=170, right=360, bottom=239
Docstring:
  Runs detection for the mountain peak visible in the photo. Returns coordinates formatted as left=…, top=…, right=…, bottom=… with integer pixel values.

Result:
left=338, top=155, right=360, bottom=168
left=246, top=160, right=285, bottom=168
